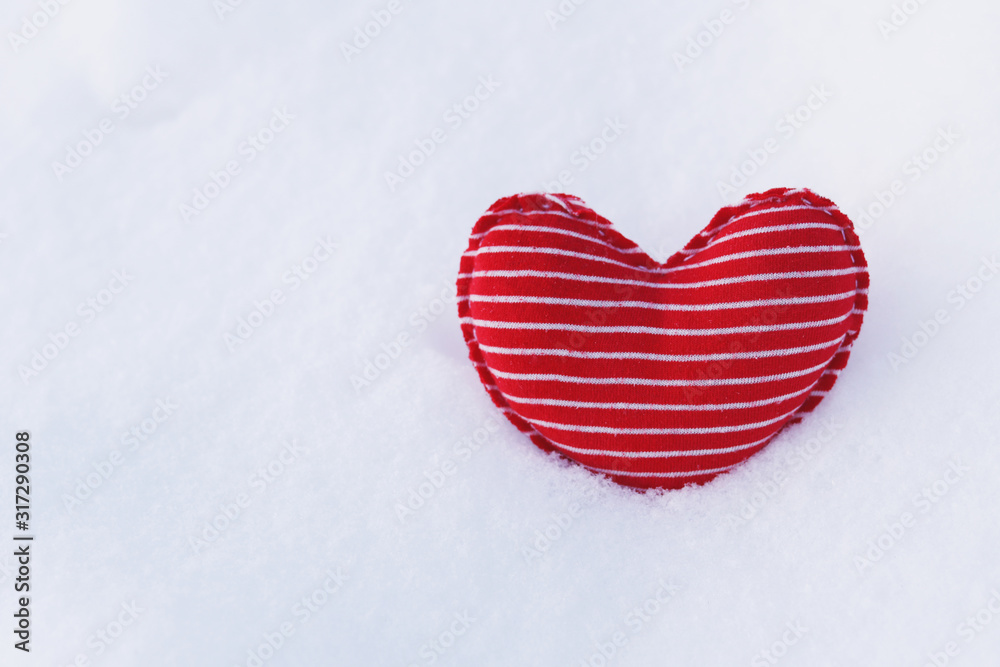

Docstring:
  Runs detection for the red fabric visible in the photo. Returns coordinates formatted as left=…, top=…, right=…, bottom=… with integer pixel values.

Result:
left=457, top=188, right=868, bottom=489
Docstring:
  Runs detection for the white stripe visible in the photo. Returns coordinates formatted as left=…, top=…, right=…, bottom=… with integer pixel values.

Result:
left=470, top=224, right=607, bottom=245
left=467, top=290, right=857, bottom=311
left=476, top=336, right=844, bottom=362
left=699, top=204, right=837, bottom=238
left=469, top=224, right=644, bottom=254
left=673, top=245, right=861, bottom=272
left=464, top=244, right=859, bottom=273
left=728, top=204, right=837, bottom=225
left=456, top=267, right=868, bottom=288
left=541, top=193, right=573, bottom=212
left=530, top=406, right=797, bottom=435
left=461, top=311, right=852, bottom=335
left=680, top=222, right=844, bottom=254
left=548, top=432, right=776, bottom=460
left=461, top=246, right=642, bottom=271
left=588, top=462, right=741, bottom=478
left=501, top=386, right=812, bottom=411
left=486, top=359, right=832, bottom=386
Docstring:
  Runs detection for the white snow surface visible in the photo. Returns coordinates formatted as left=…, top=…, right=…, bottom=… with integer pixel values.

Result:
left=2, top=0, right=1000, bottom=665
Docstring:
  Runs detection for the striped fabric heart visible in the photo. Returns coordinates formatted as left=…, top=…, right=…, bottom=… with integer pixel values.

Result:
left=457, top=188, right=868, bottom=489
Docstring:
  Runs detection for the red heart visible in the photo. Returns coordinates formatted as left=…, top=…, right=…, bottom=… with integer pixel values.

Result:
left=457, top=188, right=868, bottom=489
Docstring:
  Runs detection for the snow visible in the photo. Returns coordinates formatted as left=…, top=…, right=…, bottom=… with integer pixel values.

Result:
left=2, top=0, right=999, bottom=665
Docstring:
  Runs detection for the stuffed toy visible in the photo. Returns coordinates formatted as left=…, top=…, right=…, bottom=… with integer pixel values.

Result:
left=457, top=188, right=868, bottom=489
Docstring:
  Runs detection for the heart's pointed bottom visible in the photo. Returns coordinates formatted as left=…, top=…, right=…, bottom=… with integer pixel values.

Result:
left=458, top=188, right=868, bottom=490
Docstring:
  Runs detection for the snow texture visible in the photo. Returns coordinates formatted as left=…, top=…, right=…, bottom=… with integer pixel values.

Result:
left=1, top=0, right=999, bottom=665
